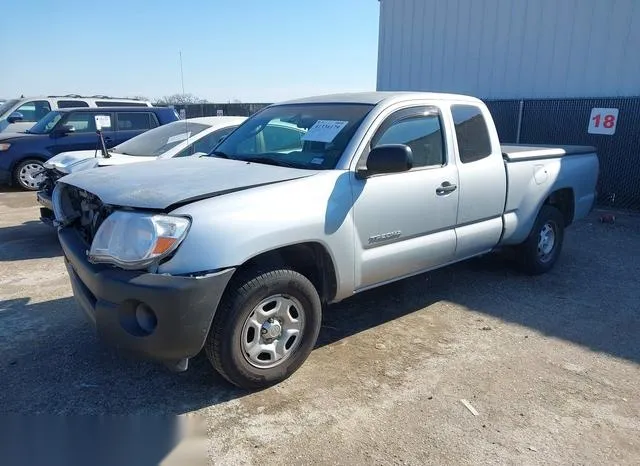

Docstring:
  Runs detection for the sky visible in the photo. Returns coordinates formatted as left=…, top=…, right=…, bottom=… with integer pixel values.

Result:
left=1, top=0, right=380, bottom=103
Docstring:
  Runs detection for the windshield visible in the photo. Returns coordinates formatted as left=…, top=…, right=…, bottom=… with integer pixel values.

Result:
left=112, top=121, right=211, bottom=156
left=211, top=103, right=374, bottom=169
left=0, top=99, right=19, bottom=117
left=28, top=111, right=63, bottom=134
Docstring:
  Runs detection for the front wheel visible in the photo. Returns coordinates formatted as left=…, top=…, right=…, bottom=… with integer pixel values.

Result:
left=205, top=267, right=322, bottom=389
left=13, top=159, right=46, bottom=191
left=516, top=205, right=565, bottom=275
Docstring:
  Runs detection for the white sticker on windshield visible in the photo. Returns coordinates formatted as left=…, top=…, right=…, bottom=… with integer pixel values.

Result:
left=166, top=132, right=191, bottom=144
left=94, top=115, right=111, bottom=130
left=301, top=120, right=348, bottom=143
left=311, top=157, right=324, bottom=164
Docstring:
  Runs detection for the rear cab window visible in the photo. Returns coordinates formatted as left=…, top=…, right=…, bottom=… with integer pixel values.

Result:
left=450, top=104, right=492, bottom=163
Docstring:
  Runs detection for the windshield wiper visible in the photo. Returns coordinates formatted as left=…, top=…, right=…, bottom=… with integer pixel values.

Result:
left=242, top=156, right=302, bottom=168
left=209, top=150, right=230, bottom=159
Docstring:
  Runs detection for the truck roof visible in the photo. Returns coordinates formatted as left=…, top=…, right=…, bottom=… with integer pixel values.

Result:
left=278, top=91, right=484, bottom=106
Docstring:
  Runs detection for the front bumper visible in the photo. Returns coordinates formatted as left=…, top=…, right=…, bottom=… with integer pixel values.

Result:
left=59, top=227, right=235, bottom=364
left=36, top=190, right=55, bottom=226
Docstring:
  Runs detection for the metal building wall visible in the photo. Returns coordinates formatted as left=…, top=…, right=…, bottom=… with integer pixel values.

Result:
left=377, top=0, right=640, bottom=99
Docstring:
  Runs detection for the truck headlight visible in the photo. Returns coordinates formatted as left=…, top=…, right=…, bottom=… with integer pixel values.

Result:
left=88, top=211, right=190, bottom=269
left=0, top=143, right=11, bottom=151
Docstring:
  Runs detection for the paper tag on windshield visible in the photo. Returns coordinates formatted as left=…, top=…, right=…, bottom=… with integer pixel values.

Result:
left=94, top=115, right=111, bottom=130
left=301, top=120, right=348, bottom=143
left=167, top=132, right=191, bottom=144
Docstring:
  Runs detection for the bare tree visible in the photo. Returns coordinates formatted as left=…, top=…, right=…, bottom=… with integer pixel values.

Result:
left=154, top=93, right=209, bottom=105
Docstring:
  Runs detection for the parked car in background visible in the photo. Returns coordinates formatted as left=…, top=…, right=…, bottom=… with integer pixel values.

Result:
left=37, top=116, right=247, bottom=225
left=0, top=106, right=179, bottom=190
left=53, top=91, right=598, bottom=389
left=0, top=95, right=154, bottom=134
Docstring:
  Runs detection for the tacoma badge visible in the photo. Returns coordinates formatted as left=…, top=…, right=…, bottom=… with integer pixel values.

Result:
left=368, top=231, right=402, bottom=244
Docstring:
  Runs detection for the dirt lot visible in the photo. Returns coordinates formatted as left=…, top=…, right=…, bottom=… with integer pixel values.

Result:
left=1, top=189, right=639, bottom=465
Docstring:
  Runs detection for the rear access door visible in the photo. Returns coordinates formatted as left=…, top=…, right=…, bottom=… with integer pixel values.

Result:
left=449, top=104, right=507, bottom=260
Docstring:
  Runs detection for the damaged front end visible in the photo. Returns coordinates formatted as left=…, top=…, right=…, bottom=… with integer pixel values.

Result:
left=36, top=167, right=66, bottom=226
left=52, top=182, right=114, bottom=245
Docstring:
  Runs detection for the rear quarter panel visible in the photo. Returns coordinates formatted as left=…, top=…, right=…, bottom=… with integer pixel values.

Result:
left=500, top=152, right=599, bottom=245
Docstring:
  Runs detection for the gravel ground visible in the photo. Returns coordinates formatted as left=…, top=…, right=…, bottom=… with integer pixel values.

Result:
left=1, top=190, right=639, bottom=465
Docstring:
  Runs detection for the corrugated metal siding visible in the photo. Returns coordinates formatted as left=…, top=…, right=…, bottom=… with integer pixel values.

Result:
left=377, top=0, right=640, bottom=98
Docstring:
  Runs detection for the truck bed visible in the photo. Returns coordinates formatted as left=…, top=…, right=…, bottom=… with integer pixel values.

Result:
left=502, top=144, right=597, bottom=162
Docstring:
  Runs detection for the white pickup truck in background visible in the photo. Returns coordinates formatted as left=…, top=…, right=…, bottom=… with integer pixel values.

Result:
left=53, top=91, right=599, bottom=389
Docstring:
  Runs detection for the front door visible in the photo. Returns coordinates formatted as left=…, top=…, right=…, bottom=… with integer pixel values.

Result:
left=53, top=111, right=115, bottom=155
left=351, top=105, right=460, bottom=291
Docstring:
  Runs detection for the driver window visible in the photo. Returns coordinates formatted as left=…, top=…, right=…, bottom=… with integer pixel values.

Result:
left=62, top=112, right=102, bottom=133
left=371, top=112, right=445, bottom=168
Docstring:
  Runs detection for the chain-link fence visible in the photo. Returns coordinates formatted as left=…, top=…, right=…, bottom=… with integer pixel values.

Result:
left=171, top=103, right=271, bottom=118
left=485, top=97, right=640, bottom=211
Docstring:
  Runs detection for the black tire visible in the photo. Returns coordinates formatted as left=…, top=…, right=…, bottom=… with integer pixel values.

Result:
left=205, top=267, right=322, bottom=389
left=13, top=158, right=46, bottom=191
left=516, top=205, right=565, bottom=275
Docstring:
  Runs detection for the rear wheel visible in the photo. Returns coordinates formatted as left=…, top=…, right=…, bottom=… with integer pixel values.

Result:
left=516, top=205, right=565, bottom=275
left=13, top=159, right=46, bottom=191
left=205, top=267, right=322, bottom=389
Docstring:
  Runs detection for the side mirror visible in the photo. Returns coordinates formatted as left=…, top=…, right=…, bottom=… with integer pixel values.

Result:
left=357, top=144, right=413, bottom=178
left=53, top=124, right=76, bottom=136
left=7, top=112, right=24, bottom=124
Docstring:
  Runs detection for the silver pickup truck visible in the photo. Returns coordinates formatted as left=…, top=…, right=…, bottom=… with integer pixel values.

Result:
left=52, top=92, right=599, bottom=389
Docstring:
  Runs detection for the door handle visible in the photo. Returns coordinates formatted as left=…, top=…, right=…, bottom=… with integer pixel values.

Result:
left=436, top=182, right=457, bottom=195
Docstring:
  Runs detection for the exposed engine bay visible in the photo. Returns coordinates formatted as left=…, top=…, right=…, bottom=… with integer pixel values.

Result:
left=39, top=167, right=67, bottom=198
left=53, top=183, right=113, bottom=245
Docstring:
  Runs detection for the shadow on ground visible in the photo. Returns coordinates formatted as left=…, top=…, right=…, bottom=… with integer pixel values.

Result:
left=0, top=215, right=638, bottom=414
left=0, top=220, right=61, bottom=261
left=0, top=185, right=22, bottom=193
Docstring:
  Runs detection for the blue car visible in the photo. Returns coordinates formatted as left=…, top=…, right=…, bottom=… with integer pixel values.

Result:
left=0, top=106, right=180, bottom=190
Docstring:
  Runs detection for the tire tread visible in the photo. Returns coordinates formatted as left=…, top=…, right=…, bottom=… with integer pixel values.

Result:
left=205, top=267, right=321, bottom=389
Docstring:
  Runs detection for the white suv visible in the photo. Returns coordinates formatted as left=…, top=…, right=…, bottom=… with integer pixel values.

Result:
left=0, top=95, right=153, bottom=133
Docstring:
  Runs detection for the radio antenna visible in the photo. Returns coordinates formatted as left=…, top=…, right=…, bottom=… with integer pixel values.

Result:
left=179, top=50, right=186, bottom=96
left=179, top=50, right=190, bottom=145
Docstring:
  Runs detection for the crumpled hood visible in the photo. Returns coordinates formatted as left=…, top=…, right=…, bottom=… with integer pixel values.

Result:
left=44, top=150, right=99, bottom=170
left=58, top=156, right=320, bottom=210
left=44, top=150, right=146, bottom=172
